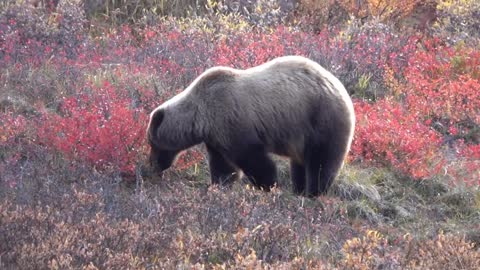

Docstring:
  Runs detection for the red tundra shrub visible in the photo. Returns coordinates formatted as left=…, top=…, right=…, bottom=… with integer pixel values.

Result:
left=37, top=81, right=148, bottom=174
left=401, top=43, right=480, bottom=182
left=213, top=23, right=418, bottom=100
left=213, top=27, right=307, bottom=68
left=454, top=143, right=480, bottom=186
left=403, top=45, right=480, bottom=128
left=351, top=99, right=445, bottom=179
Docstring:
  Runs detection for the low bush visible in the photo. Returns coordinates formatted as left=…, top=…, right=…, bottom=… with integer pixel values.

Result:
left=401, top=41, right=480, bottom=184
left=341, top=230, right=480, bottom=269
left=37, top=81, right=148, bottom=174
left=351, top=98, right=445, bottom=179
left=434, top=0, right=480, bottom=46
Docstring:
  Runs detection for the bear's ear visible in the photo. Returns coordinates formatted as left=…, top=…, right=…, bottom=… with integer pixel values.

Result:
left=150, top=109, right=164, bottom=129
left=148, top=109, right=164, bottom=143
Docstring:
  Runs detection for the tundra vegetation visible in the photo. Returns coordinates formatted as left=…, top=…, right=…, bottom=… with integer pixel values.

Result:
left=0, top=0, right=479, bottom=269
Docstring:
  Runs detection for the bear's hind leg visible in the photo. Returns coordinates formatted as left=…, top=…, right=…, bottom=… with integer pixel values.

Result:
left=290, top=161, right=306, bottom=195
left=304, top=145, right=323, bottom=197
left=318, top=146, right=346, bottom=194
left=235, top=147, right=277, bottom=191
left=207, top=145, right=240, bottom=186
left=305, top=149, right=322, bottom=197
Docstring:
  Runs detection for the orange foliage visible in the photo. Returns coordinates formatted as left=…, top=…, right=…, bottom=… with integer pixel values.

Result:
left=338, top=0, right=422, bottom=20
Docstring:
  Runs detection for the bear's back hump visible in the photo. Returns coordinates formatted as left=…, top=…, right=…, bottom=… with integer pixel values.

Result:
left=237, top=58, right=344, bottom=109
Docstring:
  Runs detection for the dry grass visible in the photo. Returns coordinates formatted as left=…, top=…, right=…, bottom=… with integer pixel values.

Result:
left=1, top=1, right=480, bottom=268
left=0, top=148, right=479, bottom=269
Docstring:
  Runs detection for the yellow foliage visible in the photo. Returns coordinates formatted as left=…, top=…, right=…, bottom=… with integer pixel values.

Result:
left=338, top=0, right=421, bottom=21
left=342, top=229, right=480, bottom=269
left=437, top=0, right=477, bottom=13
left=383, top=65, right=403, bottom=98
left=342, top=230, right=386, bottom=270
left=406, top=231, right=480, bottom=269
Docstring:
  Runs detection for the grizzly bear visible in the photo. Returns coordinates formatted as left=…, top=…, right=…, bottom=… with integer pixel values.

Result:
left=147, top=56, right=355, bottom=197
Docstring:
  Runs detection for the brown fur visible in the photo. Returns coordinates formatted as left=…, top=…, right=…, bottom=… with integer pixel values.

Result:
left=147, top=56, right=355, bottom=196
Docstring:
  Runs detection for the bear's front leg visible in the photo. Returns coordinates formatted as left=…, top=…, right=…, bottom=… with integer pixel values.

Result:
left=234, top=146, right=277, bottom=191
left=206, top=145, right=240, bottom=185
left=290, top=161, right=306, bottom=195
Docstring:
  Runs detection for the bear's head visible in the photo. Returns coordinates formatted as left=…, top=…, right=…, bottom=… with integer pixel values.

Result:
left=147, top=109, right=180, bottom=175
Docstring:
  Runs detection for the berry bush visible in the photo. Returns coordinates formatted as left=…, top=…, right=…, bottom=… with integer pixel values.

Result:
left=37, top=81, right=148, bottom=174
left=351, top=98, right=445, bottom=179
left=1, top=0, right=479, bottom=182
left=1, top=1, right=480, bottom=269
